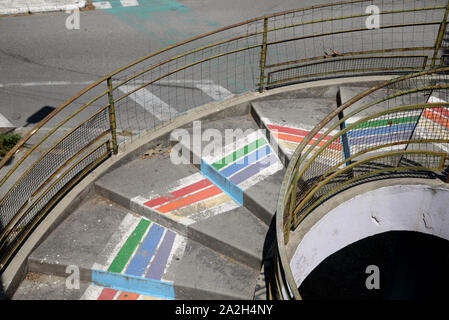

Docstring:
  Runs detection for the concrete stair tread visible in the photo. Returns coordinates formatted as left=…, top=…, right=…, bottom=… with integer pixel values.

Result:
left=251, top=98, right=339, bottom=131
left=243, top=168, right=286, bottom=225
left=189, top=206, right=269, bottom=269
left=95, top=149, right=199, bottom=209
left=12, top=273, right=90, bottom=300
left=339, top=86, right=418, bottom=121
left=29, top=196, right=131, bottom=275
left=251, top=99, right=340, bottom=166
left=174, top=238, right=259, bottom=300
left=25, top=196, right=259, bottom=300
left=171, top=114, right=263, bottom=167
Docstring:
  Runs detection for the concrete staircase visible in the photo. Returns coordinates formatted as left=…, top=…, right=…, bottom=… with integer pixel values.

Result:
left=14, top=81, right=418, bottom=300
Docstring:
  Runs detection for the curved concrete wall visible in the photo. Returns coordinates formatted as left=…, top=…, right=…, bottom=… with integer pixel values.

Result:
left=290, top=184, right=449, bottom=287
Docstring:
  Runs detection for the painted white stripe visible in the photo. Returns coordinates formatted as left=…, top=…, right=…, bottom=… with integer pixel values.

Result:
left=118, top=84, right=177, bottom=122
left=0, top=79, right=219, bottom=87
left=428, top=96, right=446, bottom=104
left=0, top=113, right=14, bottom=128
left=195, top=83, right=234, bottom=101
left=120, top=0, right=139, bottom=7
left=80, top=284, right=104, bottom=300
left=202, top=130, right=267, bottom=164
left=93, top=1, right=112, bottom=9
left=92, top=213, right=142, bottom=271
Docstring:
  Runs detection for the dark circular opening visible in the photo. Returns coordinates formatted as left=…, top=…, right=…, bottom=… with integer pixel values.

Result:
left=299, top=231, right=449, bottom=300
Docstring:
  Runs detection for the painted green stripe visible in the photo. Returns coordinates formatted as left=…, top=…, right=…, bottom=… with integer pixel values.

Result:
left=352, top=116, right=419, bottom=130
left=212, top=137, right=267, bottom=170
left=107, top=219, right=151, bottom=274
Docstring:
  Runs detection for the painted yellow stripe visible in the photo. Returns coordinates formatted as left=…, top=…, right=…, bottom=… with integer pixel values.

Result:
left=170, top=193, right=232, bottom=217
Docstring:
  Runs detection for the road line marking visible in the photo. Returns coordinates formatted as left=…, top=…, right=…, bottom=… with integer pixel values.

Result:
left=195, top=83, right=234, bottom=101
left=0, top=112, right=14, bottom=128
left=120, top=0, right=139, bottom=7
left=93, top=1, right=112, bottom=9
left=118, top=84, right=177, bottom=122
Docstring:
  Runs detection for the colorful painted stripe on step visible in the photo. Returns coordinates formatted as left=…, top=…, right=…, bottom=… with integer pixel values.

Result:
left=267, top=124, right=342, bottom=152
left=81, top=215, right=183, bottom=300
left=345, top=113, right=420, bottom=148
left=422, top=96, right=449, bottom=130
left=412, top=96, right=449, bottom=152
left=141, top=133, right=282, bottom=221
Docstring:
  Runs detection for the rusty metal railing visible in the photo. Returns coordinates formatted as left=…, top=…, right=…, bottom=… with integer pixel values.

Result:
left=270, top=67, right=449, bottom=300
left=1, top=0, right=449, bottom=275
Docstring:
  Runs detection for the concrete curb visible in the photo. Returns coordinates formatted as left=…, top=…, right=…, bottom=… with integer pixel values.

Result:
left=0, top=1, right=85, bottom=15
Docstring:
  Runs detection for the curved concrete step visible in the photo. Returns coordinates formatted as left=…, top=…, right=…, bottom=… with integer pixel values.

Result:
left=94, top=149, right=271, bottom=270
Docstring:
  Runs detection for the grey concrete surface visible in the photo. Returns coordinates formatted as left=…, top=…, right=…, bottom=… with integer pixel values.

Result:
left=339, top=85, right=417, bottom=119
left=243, top=168, right=285, bottom=225
left=12, top=272, right=89, bottom=300
left=28, top=195, right=130, bottom=279
left=188, top=207, right=268, bottom=270
left=174, top=238, right=258, bottom=300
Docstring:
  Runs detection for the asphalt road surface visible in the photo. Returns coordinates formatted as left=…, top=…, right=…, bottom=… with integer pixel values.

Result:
left=0, top=0, right=337, bottom=128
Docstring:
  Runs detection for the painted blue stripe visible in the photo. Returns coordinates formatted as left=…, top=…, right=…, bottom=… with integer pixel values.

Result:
left=125, top=223, right=164, bottom=277
left=348, top=131, right=413, bottom=146
left=220, top=145, right=270, bottom=177
left=347, top=123, right=416, bottom=138
left=91, top=269, right=174, bottom=300
left=201, top=159, right=243, bottom=206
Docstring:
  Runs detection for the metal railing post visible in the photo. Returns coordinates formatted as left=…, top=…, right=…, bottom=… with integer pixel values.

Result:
left=107, top=77, right=118, bottom=155
left=259, top=17, right=269, bottom=93
left=431, top=0, right=449, bottom=68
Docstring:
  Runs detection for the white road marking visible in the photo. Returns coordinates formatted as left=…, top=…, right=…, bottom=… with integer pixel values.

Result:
left=0, top=112, right=14, bottom=128
left=92, top=1, right=112, bottom=9
left=120, top=0, right=139, bottom=7
left=118, top=84, right=178, bottom=122
left=194, top=83, right=234, bottom=101
left=92, top=213, right=142, bottom=272
left=81, top=285, right=105, bottom=300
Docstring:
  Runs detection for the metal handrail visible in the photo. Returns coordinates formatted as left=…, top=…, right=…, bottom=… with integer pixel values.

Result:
left=273, top=67, right=449, bottom=300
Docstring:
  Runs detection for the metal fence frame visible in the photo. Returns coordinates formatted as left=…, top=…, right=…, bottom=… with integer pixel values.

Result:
left=271, top=67, right=449, bottom=299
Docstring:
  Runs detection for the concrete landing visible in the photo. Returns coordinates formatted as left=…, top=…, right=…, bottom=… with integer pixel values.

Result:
left=339, top=86, right=417, bottom=120
left=251, top=99, right=342, bottom=165
left=12, top=273, right=89, bottom=300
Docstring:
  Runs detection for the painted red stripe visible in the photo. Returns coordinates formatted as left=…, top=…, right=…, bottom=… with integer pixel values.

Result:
left=267, top=124, right=334, bottom=141
left=423, top=109, right=449, bottom=130
left=97, top=288, right=117, bottom=300
left=117, top=291, right=140, bottom=300
left=157, top=185, right=222, bottom=213
left=272, top=132, right=342, bottom=151
left=144, top=179, right=211, bottom=208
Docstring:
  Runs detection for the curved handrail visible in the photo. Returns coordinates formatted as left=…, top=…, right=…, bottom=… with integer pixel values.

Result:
left=1, top=0, right=449, bottom=277
left=273, top=67, right=449, bottom=299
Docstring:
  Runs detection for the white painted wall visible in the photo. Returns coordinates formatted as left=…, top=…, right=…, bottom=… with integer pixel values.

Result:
left=290, top=184, right=449, bottom=287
